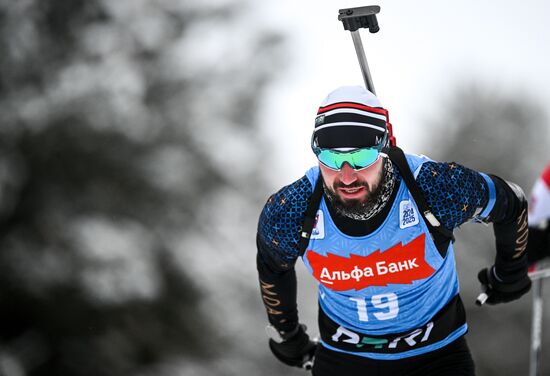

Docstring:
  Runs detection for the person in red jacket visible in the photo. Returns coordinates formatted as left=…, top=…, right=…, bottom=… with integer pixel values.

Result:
left=527, top=164, right=550, bottom=264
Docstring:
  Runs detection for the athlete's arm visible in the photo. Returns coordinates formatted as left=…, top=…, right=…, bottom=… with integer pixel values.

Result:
left=416, top=162, right=527, bottom=263
left=484, top=175, right=528, bottom=282
left=417, top=161, right=530, bottom=303
left=256, top=176, right=312, bottom=333
left=257, top=237, right=300, bottom=333
left=415, top=161, right=491, bottom=231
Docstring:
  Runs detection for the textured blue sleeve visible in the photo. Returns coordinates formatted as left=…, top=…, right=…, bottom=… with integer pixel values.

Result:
left=415, top=162, right=490, bottom=230
left=257, top=175, right=313, bottom=268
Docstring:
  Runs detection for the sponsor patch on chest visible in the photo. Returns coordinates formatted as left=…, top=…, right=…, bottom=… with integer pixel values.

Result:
left=306, top=234, right=434, bottom=290
left=399, top=200, right=419, bottom=229
left=311, top=209, right=325, bottom=239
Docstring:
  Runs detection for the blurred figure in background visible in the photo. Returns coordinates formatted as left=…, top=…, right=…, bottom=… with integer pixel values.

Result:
left=527, top=164, right=550, bottom=264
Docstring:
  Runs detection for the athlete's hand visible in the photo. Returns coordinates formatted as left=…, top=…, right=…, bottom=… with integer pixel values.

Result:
left=269, top=324, right=317, bottom=369
left=477, top=266, right=531, bottom=305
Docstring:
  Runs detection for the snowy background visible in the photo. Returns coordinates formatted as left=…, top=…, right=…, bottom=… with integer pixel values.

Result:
left=0, top=1, right=549, bottom=375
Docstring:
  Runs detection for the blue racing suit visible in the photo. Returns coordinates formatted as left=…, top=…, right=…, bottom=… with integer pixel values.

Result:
left=257, top=153, right=527, bottom=361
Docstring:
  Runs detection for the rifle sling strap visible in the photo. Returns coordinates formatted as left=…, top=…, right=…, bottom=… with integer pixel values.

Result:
left=298, top=177, right=324, bottom=257
left=386, top=146, right=455, bottom=244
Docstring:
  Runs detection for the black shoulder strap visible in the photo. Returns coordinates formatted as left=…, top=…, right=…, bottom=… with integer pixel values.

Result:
left=386, top=146, right=455, bottom=244
left=298, top=176, right=324, bottom=256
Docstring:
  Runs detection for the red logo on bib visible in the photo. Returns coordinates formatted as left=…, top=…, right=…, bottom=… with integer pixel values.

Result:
left=306, top=234, right=435, bottom=291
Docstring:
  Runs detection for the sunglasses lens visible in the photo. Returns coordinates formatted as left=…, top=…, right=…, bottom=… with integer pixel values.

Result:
left=350, top=148, right=380, bottom=169
left=316, top=148, right=380, bottom=170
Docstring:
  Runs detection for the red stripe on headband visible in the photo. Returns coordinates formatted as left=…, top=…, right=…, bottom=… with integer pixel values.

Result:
left=317, top=102, right=388, bottom=117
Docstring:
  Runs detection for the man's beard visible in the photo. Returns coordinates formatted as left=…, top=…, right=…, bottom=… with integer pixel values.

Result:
left=324, top=158, right=396, bottom=221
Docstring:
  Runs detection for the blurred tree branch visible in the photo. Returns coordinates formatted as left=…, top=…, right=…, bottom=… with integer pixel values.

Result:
left=0, top=0, right=285, bottom=375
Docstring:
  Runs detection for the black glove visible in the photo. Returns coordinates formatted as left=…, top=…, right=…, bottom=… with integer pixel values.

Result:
left=477, top=266, right=531, bottom=305
left=269, top=324, right=317, bottom=369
